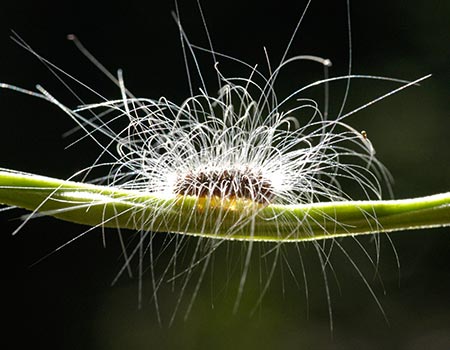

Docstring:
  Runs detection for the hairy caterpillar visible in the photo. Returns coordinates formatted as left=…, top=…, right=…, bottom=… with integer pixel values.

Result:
left=1, top=0, right=449, bottom=347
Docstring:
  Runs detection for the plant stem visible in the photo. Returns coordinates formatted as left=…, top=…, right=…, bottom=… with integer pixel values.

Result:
left=1, top=169, right=449, bottom=241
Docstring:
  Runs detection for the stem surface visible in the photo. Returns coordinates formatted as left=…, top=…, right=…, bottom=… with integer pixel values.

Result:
left=1, top=169, right=449, bottom=241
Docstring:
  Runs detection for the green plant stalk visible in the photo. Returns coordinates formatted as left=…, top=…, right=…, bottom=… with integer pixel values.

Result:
left=1, top=169, right=449, bottom=241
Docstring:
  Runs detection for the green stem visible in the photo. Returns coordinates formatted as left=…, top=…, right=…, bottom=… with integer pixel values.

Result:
left=1, top=169, right=449, bottom=241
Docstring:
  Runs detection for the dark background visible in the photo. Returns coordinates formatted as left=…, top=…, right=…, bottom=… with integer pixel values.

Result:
left=1, top=0, right=449, bottom=349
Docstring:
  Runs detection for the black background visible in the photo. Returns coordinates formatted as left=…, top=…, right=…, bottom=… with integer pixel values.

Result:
left=1, top=1, right=449, bottom=349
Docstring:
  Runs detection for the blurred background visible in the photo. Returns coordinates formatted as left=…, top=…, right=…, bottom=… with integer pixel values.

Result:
left=1, top=0, right=449, bottom=349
